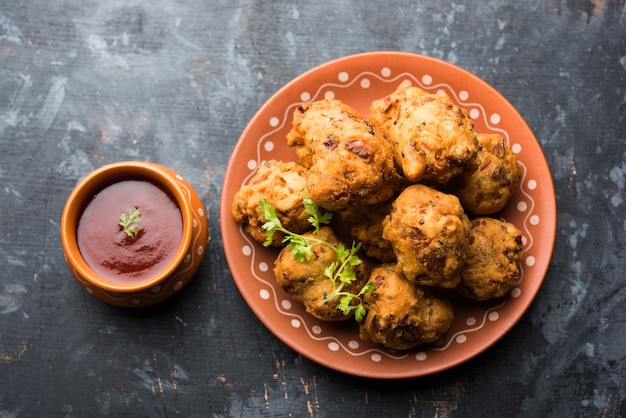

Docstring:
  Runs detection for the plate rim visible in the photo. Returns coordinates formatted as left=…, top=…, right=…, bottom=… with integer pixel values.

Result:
left=220, top=51, right=557, bottom=379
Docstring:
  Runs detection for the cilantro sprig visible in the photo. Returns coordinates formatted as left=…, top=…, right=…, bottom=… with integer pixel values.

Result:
left=259, top=197, right=375, bottom=321
left=119, top=207, right=142, bottom=237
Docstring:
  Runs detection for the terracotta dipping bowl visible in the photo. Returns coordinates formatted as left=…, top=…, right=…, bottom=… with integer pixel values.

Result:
left=61, top=161, right=208, bottom=307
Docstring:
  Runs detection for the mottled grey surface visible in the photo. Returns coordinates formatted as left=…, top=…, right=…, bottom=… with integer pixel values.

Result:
left=1, top=1, right=625, bottom=417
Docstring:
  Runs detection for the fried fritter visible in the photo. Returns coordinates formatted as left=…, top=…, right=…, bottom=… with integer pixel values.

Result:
left=450, top=133, right=521, bottom=215
left=338, top=199, right=396, bottom=263
left=369, top=82, right=478, bottom=184
left=382, top=184, right=470, bottom=288
left=232, top=160, right=312, bottom=246
left=457, top=217, right=524, bottom=301
left=273, top=226, right=368, bottom=321
left=359, top=263, right=453, bottom=350
left=286, top=99, right=401, bottom=210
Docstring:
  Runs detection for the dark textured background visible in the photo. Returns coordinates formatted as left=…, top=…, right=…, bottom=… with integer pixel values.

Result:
left=1, top=1, right=625, bottom=417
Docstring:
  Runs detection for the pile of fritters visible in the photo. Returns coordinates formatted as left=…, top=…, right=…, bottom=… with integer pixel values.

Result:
left=231, top=82, right=524, bottom=351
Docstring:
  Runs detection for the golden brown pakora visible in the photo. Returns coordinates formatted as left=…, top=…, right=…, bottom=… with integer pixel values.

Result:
left=382, top=184, right=470, bottom=289
left=286, top=99, right=401, bottom=211
left=232, top=160, right=312, bottom=246
left=449, top=133, right=521, bottom=215
left=369, top=82, right=478, bottom=184
left=338, top=199, right=396, bottom=263
left=359, top=263, right=454, bottom=350
left=457, top=217, right=524, bottom=301
left=273, top=226, right=368, bottom=321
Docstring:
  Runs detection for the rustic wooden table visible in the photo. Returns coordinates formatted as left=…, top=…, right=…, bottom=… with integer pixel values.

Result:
left=1, top=1, right=625, bottom=416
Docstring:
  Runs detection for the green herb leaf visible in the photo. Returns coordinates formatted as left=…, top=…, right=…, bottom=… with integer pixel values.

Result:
left=259, top=197, right=373, bottom=321
left=303, top=196, right=332, bottom=234
left=119, top=207, right=142, bottom=237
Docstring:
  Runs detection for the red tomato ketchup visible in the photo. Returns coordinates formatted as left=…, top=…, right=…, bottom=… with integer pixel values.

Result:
left=77, top=179, right=183, bottom=282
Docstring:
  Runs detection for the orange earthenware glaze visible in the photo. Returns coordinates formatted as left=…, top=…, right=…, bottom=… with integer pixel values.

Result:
left=61, top=161, right=208, bottom=307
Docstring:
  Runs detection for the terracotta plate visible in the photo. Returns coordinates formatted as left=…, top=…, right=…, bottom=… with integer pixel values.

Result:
left=220, top=52, right=556, bottom=379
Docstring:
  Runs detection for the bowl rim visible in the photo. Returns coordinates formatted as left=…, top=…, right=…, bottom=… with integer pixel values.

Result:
left=60, top=161, right=194, bottom=292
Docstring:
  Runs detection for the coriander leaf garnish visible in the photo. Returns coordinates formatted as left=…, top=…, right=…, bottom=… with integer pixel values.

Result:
left=119, top=206, right=142, bottom=237
left=259, top=197, right=373, bottom=321
left=303, top=196, right=332, bottom=235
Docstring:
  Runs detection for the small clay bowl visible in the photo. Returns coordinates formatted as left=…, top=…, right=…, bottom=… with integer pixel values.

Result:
left=60, top=161, right=209, bottom=307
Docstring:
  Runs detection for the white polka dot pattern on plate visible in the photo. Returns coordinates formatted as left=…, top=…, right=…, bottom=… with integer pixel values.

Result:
left=234, top=63, right=543, bottom=365
left=371, top=353, right=382, bottom=362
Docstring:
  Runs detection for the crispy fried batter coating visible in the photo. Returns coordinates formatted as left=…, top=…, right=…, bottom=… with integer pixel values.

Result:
left=286, top=99, right=401, bottom=210
left=338, top=199, right=396, bottom=263
left=232, top=160, right=312, bottom=246
left=382, top=184, right=470, bottom=288
left=273, top=226, right=368, bottom=321
left=450, top=133, right=521, bottom=215
left=457, top=217, right=524, bottom=301
left=359, top=264, right=453, bottom=350
left=369, top=83, right=478, bottom=184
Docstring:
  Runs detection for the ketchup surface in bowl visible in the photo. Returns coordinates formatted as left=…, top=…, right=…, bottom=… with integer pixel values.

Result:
left=76, top=179, right=183, bottom=282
